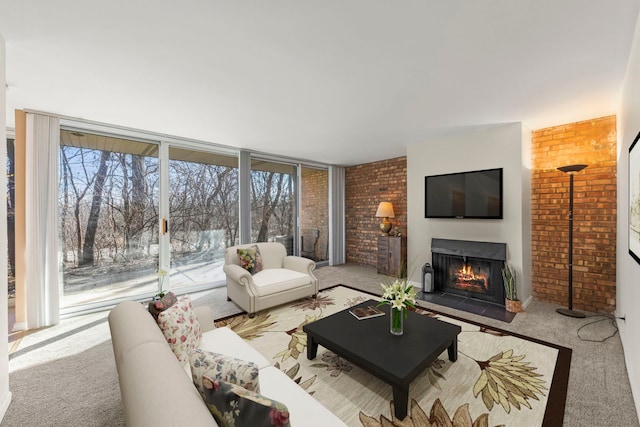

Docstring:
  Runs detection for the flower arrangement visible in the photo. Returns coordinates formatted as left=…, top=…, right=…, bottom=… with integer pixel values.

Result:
left=378, top=279, right=418, bottom=316
left=378, top=279, right=417, bottom=335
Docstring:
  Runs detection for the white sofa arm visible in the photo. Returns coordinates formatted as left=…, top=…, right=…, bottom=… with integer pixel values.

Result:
left=283, top=256, right=316, bottom=274
left=223, top=263, right=252, bottom=286
left=194, top=306, right=216, bottom=333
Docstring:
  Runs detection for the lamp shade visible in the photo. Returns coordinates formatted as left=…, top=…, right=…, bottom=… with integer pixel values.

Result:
left=558, top=164, right=588, bottom=174
left=375, top=202, right=395, bottom=218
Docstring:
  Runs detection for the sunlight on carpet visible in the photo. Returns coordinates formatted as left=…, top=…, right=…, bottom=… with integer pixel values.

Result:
left=9, top=310, right=112, bottom=372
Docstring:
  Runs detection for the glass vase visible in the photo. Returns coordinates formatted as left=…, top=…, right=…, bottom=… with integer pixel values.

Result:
left=390, top=307, right=404, bottom=335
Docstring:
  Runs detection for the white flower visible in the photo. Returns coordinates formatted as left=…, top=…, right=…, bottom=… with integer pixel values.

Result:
left=379, top=279, right=417, bottom=312
left=157, top=269, right=168, bottom=296
left=382, top=286, right=395, bottom=300
left=391, top=298, right=405, bottom=310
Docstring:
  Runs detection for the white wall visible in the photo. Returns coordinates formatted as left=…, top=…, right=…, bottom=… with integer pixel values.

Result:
left=406, top=123, right=532, bottom=303
left=617, top=10, right=640, bottom=418
left=0, top=31, right=12, bottom=421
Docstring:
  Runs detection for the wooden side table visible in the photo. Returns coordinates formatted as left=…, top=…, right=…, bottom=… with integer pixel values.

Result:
left=377, top=236, right=407, bottom=277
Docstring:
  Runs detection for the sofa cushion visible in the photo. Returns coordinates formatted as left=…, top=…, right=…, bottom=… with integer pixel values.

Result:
left=148, top=291, right=178, bottom=321
left=200, top=327, right=271, bottom=370
left=157, top=295, right=202, bottom=365
left=258, top=366, right=347, bottom=426
left=251, top=269, right=311, bottom=296
left=237, top=245, right=263, bottom=274
left=190, top=349, right=260, bottom=395
left=202, top=376, right=290, bottom=427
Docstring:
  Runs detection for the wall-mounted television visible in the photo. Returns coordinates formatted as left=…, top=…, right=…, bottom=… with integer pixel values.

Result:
left=425, top=168, right=503, bottom=219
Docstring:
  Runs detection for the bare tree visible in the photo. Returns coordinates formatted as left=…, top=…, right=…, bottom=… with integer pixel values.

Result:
left=61, top=147, right=98, bottom=264
left=114, top=153, right=149, bottom=260
left=252, top=171, right=285, bottom=242
left=56, top=139, right=301, bottom=296
left=129, top=155, right=146, bottom=258
left=80, top=150, right=110, bottom=265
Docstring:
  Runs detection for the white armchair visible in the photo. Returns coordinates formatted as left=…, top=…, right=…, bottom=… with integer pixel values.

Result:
left=223, top=242, right=318, bottom=316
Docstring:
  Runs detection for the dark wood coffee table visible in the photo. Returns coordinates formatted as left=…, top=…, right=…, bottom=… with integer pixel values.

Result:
left=303, top=299, right=461, bottom=420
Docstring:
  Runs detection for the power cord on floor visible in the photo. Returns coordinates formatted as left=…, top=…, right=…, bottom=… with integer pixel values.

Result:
left=576, top=314, right=620, bottom=343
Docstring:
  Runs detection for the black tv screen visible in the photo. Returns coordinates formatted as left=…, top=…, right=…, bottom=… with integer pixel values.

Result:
left=425, top=168, right=503, bottom=219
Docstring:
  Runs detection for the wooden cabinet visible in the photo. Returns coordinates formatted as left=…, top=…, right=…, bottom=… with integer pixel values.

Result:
left=377, top=236, right=407, bottom=278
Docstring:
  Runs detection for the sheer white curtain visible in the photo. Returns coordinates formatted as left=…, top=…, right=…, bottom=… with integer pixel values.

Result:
left=329, top=165, right=345, bottom=265
left=25, top=112, right=60, bottom=328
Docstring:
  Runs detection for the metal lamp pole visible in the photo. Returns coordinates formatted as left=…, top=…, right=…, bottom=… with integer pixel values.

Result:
left=556, top=164, right=587, bottom=318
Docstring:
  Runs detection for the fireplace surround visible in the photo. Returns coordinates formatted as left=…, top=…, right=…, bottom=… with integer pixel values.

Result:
left=430, top=238, right=507, bottom=306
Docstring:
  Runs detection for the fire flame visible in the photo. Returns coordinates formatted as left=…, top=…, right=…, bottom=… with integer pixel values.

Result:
left=454, top=263, right=489, bottom=290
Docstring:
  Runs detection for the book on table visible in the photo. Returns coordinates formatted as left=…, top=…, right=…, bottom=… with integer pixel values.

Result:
left=349, top=305, right=385, bottom=320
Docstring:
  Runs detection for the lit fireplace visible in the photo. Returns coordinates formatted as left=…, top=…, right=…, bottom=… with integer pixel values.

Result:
left=431, top=238, right=507, bottom=305
left=450, top=261, right=489, bottom=293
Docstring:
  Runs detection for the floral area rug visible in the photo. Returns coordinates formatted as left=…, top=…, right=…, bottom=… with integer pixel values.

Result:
left=215, top=285, right=571, bottom=427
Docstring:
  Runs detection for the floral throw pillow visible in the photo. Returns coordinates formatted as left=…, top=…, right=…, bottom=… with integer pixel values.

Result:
left=157, top=295, right=202, bottom=365
left=190, top=349, right=260, bottom=395
left=237, top=245, right=264, bottom=274
left=201, top=376, right=290, bottom=427
left=148, top=291, right=178, bottom=322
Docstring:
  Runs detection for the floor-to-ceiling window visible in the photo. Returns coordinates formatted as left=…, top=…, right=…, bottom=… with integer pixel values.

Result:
left=58, top=129, right=243, bottom=311
left=250, top=158, right=296, bottom=252
left=168, top=146, right=239, bottom=292
left=52, top=123, right=335, bottom=314
left=59, top=130, right=160, bottom=309
left=247, top=159, right=329, bottom=261
left=299, top=166, right=329, bottom=263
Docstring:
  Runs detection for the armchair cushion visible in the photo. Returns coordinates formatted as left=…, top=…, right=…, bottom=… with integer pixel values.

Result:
left=251, top=269, right=311, bottom=296
left=237, top=245, right=264, bottom=274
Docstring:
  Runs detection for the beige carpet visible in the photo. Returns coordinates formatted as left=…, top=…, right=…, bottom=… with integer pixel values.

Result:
left=5, top=264, right=631, bottom=426
left=215, top=285, right=570, bottom=427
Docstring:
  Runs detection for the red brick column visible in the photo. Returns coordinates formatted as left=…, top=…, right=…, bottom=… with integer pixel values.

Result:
left=300, top=169, right=328, bottom=260
left=345, top=157, right=407, bottom=267
left=531, top=116, right=617, bottom=313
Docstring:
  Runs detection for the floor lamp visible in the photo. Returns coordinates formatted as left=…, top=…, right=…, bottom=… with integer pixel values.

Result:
left=556, top=164, right=587, bottom=318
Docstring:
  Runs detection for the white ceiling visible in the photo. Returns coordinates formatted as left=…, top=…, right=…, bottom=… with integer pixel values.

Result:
left=1, top=1, right=639, bottom=165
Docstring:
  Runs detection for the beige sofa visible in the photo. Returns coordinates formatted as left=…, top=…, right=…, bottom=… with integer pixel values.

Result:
left=224, top=242, right=319, bottom=316
left=108, top=299, right=345, bottom=426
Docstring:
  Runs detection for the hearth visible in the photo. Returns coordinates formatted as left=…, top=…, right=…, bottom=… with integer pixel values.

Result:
left=430, top=238, right=507, bottom=305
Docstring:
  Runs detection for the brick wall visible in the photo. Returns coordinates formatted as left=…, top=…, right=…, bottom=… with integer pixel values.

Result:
left=345, top=157, right=407, bottom=266
left=531, top=115, right=617, bottom=313
left=300, top=169, right=328, bottom=261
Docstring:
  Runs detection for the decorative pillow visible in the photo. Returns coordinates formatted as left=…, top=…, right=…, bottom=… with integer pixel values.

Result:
left=201, top=376, right=290, bottom=427
left=190, top=349, right=260, bottom=395
left=237, top=245, right=264, bottom=274
left=148, top=291, right=178, bottom=321
left=157, top=295, right=202, bottom=365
